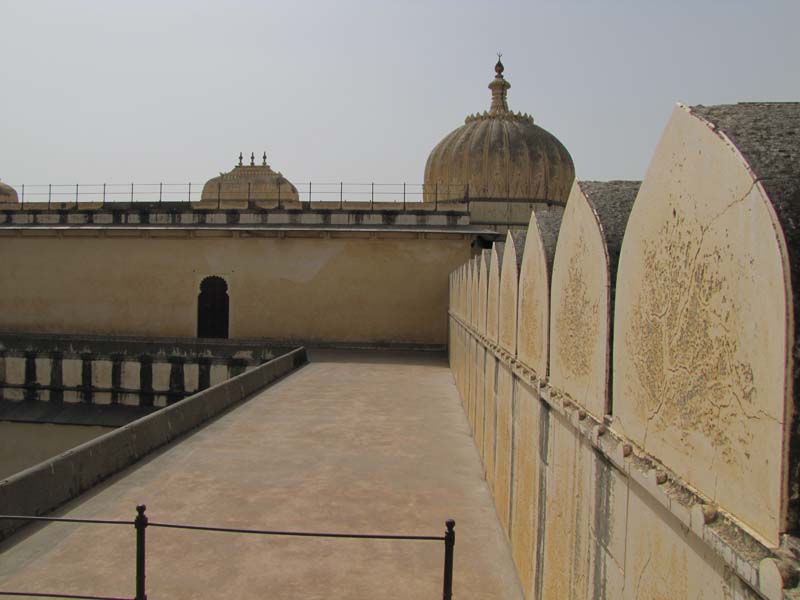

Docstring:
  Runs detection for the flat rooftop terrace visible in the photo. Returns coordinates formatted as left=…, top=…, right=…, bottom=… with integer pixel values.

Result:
left=0, top=350, right=522, bottom=599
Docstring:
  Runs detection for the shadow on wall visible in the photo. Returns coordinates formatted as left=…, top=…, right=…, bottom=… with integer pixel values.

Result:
left=448, top=102, right=800, bottom=600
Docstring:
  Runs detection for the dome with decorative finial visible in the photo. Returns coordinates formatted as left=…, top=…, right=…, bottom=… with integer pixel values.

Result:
left=0, top=179, right=18, bottom=203
left=423, top=58, right=574, bottom=202
left=201, top=152, right=299, bottom=203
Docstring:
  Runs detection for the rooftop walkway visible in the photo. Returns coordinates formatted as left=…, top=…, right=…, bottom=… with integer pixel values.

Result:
left=0, top=350, right=523, bottom=599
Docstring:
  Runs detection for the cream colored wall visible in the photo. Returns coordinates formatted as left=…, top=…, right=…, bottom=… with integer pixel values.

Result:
left=486, top=243, right=503, bottom=344
left=494, top=361, right=514, bottom=533
left=508, top=379, right=540, bottom=595
left=549, top=182, right=609, bottom=418
left=0, top=235, right=470, bottom=345
left=517, top=212, right=550, bottom=375
left=446, top=103, right=796, bottom=598
left=498, top=231, right=519, bottom=355
left=477, top=251, right=490, bottom=336
left=614, top=105, right=790, bottom=547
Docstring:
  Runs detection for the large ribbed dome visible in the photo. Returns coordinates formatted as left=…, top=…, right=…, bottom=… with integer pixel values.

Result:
left=423, top=60, right=574, bottom=202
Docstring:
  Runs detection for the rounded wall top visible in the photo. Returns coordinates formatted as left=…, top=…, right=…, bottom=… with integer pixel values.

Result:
left=423, top=60, right=575, bottom=203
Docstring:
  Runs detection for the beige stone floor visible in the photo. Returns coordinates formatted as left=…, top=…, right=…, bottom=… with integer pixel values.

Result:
left=0, top=350, right=523, bottom=600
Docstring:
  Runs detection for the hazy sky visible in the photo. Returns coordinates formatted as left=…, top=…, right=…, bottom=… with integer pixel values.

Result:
left=1, top=0, right=798, bottom=190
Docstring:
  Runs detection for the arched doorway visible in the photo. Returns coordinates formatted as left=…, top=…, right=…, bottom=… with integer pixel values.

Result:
left=197, top=276, right=229, bottom=338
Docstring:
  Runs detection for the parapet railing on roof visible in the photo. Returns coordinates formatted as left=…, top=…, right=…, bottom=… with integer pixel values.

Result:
left=2, top=182, right=562, bottom=211
left=0, top=506, right=457, bottom=600
left=6, top=182, right=475, bottom=209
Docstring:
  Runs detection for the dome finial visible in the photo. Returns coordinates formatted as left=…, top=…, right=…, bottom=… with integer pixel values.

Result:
left=488, top=54, right=511, bottom=113
left=238, top=152, right=243, bottom=167
left=262, top=151, right=267, bottom=166
left=250, top=152, right=255, bottom=166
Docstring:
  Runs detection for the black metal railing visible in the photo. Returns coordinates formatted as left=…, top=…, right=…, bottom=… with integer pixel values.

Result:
left=6, top=182, right=473, bottom=209
left=0, top=506, right=456, bottom=600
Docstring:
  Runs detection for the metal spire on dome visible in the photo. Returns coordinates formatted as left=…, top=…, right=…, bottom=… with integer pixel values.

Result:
left=488, top=53, right=511, bottom=114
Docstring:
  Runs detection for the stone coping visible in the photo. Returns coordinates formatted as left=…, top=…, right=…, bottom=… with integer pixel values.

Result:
left=0, top=347, right=308, bottom=542
left=0, top=331, right=290, bottom=362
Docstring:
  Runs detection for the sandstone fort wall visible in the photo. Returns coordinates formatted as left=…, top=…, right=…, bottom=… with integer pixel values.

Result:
left=0, top=236, right=470, bottom=346
left=448, top=103, right=800, bottom=599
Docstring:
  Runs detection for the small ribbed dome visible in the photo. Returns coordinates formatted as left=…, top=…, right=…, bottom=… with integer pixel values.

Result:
left=423, top=60, right=574, bottom=202
left=201, top=152, right=299, bottom=202
left=0, top=180, right=18, bottom=203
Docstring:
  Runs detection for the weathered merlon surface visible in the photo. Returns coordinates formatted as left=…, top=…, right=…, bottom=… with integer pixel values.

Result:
left=691, top=103, right=800, bottom=536
left=450, top=102, right=800, bottom=599
left=549, top=180, right=639, bottom=418
left=0, top=351, right=522, bottom=600
left=615, top=102, right=800, bottom=547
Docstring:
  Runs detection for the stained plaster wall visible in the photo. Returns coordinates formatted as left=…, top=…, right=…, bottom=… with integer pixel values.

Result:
left=0, top=235, right=469, bottom=346
left=448, top=102, right=800, bottom=599
left=614, top=104, right=794, bottom=548
left=517, top=208, right=563, bottom=376
left=549, top=180, right=639, bottom=418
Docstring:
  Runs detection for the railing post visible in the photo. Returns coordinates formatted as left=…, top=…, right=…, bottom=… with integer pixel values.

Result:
left=135, top=505, right=148, bottom=600
left=371, top=182, right=374, bottom=209
left=102, top=183, right=106, bottom=207
left=442, top=519, right=455, bottom=600
left=76, top=183, right=79, bottom=204
left=159, top=182, right=163, bottom=204
left=188, top=182, right=192, bottom=203
left=403, top=182, right=406, bottom=210
left=20, top=184, right=24, bottom=206
left=308, top=181, right=311, bottom=205
left=131, top=182, right=134, bottom=203
left=339, top=182, right=343, bottom=209
left=48, top=183, right=52, bottom=209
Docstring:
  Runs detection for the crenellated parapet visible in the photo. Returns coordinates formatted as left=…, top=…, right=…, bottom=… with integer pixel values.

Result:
left=448, top=101, right=800, bottom=599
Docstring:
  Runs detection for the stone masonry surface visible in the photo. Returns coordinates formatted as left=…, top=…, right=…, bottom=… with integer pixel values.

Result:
left=0, top=350, right=523, bottom=600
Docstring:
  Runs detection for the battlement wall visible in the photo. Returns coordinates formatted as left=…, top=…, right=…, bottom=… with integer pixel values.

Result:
left=448, top=103, right=800, bottom=599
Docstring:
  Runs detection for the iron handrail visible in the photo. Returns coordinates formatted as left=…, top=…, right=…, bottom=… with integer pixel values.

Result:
left=0, top=516, right=131, bottom=526
left=147, top=520, right=445, bottom=541
left=7, top=182, right=471, bottom=206
left=0, top=593, right=129, bottom=600
left=0, top=506, right=456, bottom=600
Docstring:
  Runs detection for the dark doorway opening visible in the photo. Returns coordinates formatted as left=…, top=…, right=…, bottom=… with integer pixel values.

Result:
left=197, top=276, right=229, bottom=339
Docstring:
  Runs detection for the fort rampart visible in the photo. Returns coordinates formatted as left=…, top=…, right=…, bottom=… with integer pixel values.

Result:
left=448, top=103, right=800, bottom=599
